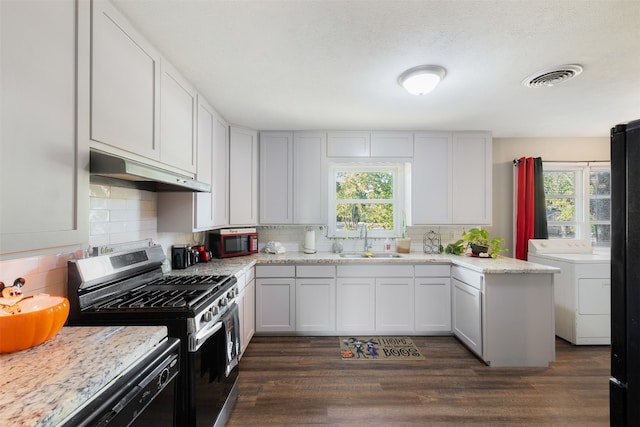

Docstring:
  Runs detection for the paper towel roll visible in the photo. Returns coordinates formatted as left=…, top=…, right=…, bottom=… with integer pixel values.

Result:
left=304, top=230, right=316, bottom=254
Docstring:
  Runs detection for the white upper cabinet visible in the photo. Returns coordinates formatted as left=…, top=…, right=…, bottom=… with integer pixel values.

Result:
left=157, top=96, right=228, bottom=232
left=211, top=110, right=230, bottom=228
left=259, top=132, right=293, bottom=224
left=230, top=126, right=259, bottom=226
left=451, top=132, right=492, bottom=224
left=259, top=132, right=326, bottom=225
left=327, top=131, right=413, bottom=158
left=413, top=131, right=492, bottom=225
left=159, top=60, right=197, bottom=174
left=327, top=131, right=370, bottom=157
left=293, top=132, right=326, bottom=224
left=413, top=132, right=453, bottom=224
left=370, top=132, right=414, bottom=157
left=90, top=0, right=197, bottom=176
left=90, top=0, right=160, bottom=161
left=1, top=0, right=88, bottom=255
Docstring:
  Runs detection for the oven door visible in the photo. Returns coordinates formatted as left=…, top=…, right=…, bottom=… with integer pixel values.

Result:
left=190, top=303, right=240, bottom=427
left=61, top=338, right=180, bottom=427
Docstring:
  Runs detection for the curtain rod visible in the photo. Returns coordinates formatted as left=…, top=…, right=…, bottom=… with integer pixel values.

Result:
left=512, top=158, right=608, bottom=166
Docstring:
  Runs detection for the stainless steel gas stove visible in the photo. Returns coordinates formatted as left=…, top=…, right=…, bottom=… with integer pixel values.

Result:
left=67, top=245, right=240, bottom=427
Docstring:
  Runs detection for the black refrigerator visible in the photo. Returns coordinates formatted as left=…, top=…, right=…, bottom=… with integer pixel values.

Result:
left=610, top=118, right=640, bottom=426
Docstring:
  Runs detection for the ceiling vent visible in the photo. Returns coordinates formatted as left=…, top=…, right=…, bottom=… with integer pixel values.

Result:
left=522, top=64, right=583, bottom=88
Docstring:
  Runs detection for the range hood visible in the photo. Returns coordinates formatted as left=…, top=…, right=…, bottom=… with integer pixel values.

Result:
left=90, top=150, right=211, bottom=193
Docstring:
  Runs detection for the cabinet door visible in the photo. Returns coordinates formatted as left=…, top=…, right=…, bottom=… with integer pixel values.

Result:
left=336, top=278, right=375, bottom=332
left=415, top=277, right=451, bottom=332
left=229, top=126, right=258, bottom=225
left=194, top=99, right=229, bottom=229
left=327, top=132, right=370, bottom=157
left=159, top=60, right=196, bottom=173
left=375, top=278, right=414, bottom=332
left=211, top=112, right=230, bottom=227
left=243, top=277, right=256, bottom=351
left=91, top=0, right=159, bottom=160
left=452, top=132, right=492, bottom=224
left=193, top=97, right=215, bottom=230
left=293, top=132, right=327, bottom=224
left=296, top=278, right=336, bottom=332
left=256, top=278, right=295, bottom=332
left=157, top=97, right=227, bottom=232
left=259, top=132, right=293, bottom=224
left=413, top=132, right=452, bottom=224
left=452, top=277, right=483, bottom=357
left=1, top=0, right=88, bottom=254
left=371, top=132, right=413, bottom=157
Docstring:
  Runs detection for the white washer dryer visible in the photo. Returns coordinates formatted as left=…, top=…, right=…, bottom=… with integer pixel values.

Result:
left=528, top=239, right=610, bottom=345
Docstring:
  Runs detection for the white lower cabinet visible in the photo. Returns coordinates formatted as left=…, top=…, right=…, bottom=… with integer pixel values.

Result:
left=375, top=277, right=414, bottom=332
left=255, top=266, right=295, bottom=333
left=296, top=279, right=335, bottom=331
left=336, top=265, right=414, bottom=334
left=452, top=276, right=483, bottom=357
left=237, top=266, right=255, bottom=357
left=336, top=278, right=375, bottom=332
left=295, top=266, right=336, bottom=332
left=415, top=265, right=452, bottom=333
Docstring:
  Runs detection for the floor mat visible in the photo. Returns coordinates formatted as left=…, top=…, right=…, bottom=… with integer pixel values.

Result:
left=339, top=336, right=425, bottom=360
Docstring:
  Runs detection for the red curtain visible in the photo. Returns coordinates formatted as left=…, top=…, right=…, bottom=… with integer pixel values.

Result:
left=515, top=157, right=549, bottom=260
left=516, top=157, right=535, bottom=260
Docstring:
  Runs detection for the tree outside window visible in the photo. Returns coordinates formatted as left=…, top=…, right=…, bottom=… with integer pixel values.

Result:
left=329, top=164, right=404, bottom=237
left=543, top=163, right=610, bottom=247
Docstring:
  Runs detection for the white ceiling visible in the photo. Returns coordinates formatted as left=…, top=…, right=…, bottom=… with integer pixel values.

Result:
left=112, top=0, right=640, bottom=138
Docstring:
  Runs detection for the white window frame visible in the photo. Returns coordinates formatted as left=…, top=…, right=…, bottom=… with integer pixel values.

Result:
left=328, top=162, right=405, bottom=238
left=543, top=162, right=610, bottom=246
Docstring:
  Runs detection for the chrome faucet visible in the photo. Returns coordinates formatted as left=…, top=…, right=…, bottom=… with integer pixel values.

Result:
left=359, top=222, right=371, bottom=252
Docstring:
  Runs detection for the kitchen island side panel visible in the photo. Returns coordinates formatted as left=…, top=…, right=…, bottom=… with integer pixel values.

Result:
left=483, top=273, right=555, bottom=367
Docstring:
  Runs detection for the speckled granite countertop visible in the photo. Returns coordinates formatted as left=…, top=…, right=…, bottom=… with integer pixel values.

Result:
left=0, top=326, right=168, bottom=427
left=172, top=252, right=560, bottom=276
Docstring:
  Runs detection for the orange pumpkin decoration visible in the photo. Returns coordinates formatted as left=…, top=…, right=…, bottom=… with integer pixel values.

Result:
left=0, top=295, right=69, bottom=353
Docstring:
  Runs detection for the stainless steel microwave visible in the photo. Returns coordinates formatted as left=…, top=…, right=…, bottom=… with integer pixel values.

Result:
left=208, top=228, right=258, bottom=258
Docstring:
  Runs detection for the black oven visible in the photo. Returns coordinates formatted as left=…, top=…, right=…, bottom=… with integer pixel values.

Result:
left=67, top=245, right=240, bottom=427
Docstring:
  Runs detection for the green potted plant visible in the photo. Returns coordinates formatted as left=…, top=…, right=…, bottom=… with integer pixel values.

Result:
left=440, top=239, right=465, bottom=255
left=461, top=228, right=507, bottom=259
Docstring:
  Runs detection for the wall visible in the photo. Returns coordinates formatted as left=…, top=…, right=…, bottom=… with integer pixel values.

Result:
left=488, top=137, right=610, bottom=256
left=257, top=225, right=466, bottom=254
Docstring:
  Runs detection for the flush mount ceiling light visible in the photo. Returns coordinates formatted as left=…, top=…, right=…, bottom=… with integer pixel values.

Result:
left=398, top=65, right=446, bottom=95
left=522, top=64, right=583, bottom=88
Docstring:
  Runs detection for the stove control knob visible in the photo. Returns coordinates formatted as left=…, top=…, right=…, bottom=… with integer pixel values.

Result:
left=219, top=297, right=228, bottom=307
left=227, top=289, right=236, bottom=299
left=202, top=311, right=213, bottom=322
left=210, top=305, right=219, bottom=316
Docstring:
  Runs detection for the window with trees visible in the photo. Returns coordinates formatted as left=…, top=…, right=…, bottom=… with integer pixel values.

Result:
left=543, top=162, right=611, bottom=247
left=328, top=163, right=405, bottom=238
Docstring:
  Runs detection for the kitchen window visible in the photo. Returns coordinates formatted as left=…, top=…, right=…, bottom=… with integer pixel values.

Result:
left=543, top=162, right=611, bottom=247
left=328, top=163, right=406, bottom=238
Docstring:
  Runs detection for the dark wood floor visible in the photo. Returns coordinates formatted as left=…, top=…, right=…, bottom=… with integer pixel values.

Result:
left=227, top=336, right=610, bottom=426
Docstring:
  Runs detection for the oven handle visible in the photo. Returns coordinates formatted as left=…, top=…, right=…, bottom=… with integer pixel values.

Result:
left=190, top=320, right=223, bottom=352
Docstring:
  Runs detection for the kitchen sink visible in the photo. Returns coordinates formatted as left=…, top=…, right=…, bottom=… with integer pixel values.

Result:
left=339, top=252, right=403, bottom=258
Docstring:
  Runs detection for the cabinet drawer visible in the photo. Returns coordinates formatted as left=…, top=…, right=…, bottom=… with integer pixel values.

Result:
left=255, top=265, right=295, bottom=278
left=415, top=264, right=451, bottom=277
left=337, top=265, right=413, bottom=277
left=451, top=266, right=483, bottom=291
left=296, top=265, right=336, bottom=278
